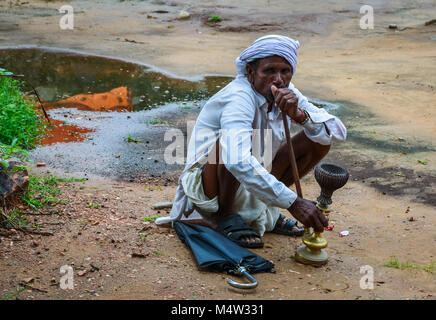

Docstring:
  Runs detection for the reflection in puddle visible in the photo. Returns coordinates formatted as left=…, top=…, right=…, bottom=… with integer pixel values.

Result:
left=39, top=119, right=94, bottom=145
left=0, top=47, right=233, bottom=111
left=44, top=86, right=133, bottom=112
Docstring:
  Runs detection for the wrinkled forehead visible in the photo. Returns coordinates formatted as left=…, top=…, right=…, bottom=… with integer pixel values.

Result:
left=256, top=55, right=293, bottom=71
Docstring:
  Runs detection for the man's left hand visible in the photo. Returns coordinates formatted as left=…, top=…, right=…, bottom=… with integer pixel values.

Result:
left=271, top=85, right=299, bottom=120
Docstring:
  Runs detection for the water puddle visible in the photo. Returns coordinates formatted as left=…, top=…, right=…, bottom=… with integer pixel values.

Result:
left=0, top=47, right=233, bottom=112
left=0, top=47, right=234, bottom=147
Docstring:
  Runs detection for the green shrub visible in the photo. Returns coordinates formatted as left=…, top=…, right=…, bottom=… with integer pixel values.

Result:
left=0, top=68, right=46, bottom=149
left=0, top=142, right=29, bottom=169
left=208, top=15, right=223, bottom=23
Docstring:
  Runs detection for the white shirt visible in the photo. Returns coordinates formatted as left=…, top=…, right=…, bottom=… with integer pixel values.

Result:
left=156, top=76, right=346, bottom=224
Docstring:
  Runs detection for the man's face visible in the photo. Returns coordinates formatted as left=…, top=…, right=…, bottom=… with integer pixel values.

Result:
left=246, top=55, right=293, bottom=103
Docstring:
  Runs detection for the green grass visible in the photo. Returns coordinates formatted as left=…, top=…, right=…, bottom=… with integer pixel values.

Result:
left=0, top=208, right=29, bottom=229
left=144, top=186, right=162, bottom=191
left=208, top=15, right=223, bottom=23
left=154, top=250, right=163, bottom=257
left=87, top=202, right=101, bottom=209
left=143, top=215, right=161, bottom=222
left=147, top=118, right=167, bottom=125
left=0, top=174, right=85, bottom=230
left=126, top=134, right=143, bottom=143
left=0, top=68, right=46, bottom=149
left=384, top=256, right=435, bottom=274
left=58, top=177, right=86, bottom=183
left=21, top=175, right=83, bottom=210
left=2, top=284, right=29, bottom=300
left=22, top=175, right=64, bottom=209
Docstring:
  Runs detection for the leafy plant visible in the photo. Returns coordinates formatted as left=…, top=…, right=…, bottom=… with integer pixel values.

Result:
left=0, top=68, right=46, bottom=149
left=126, top=134, right=143, bottom=143
left=208, top=15, right=223, bottom=23
left=22, top=175, right=68, bottom=210
left=0, top=141, right=30, bottom=172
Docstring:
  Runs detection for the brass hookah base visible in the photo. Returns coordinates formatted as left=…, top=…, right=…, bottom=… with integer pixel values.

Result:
left=294, top=162, right=349, bottom=266
left=295, top=208, right=329, bottom=266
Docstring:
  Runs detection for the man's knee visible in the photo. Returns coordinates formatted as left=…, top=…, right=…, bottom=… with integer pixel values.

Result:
left=314, top=143, right=330, bottom=160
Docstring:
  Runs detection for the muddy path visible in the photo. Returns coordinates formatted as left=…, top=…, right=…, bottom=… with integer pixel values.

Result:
left=0, top=0, right=435, bottom=300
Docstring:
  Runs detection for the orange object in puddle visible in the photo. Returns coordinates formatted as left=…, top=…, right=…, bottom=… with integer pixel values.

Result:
left=39, top=119, right=94, bottom=145
left=45, top=86, right=133, bottom=112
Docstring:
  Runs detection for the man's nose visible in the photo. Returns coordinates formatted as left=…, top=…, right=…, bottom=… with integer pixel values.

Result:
left=272, top=73, right=284, bottom=86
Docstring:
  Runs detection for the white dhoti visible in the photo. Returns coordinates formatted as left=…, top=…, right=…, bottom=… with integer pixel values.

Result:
left=180, top=163, right=280, bottom=237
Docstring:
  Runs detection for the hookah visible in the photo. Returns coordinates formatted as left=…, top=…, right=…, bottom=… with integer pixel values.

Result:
left=294, top=162, right=349, bottom=266
left=281, top=112, right=349, bottom=267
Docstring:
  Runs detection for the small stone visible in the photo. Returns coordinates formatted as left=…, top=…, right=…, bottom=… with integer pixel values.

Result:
left=178, top=10, right=190, bottom=20
left=77, top=270, right=88, bottom=276
left=22, top=277, right=34, bottom=284
left=152, top=202, right=173, bottom=210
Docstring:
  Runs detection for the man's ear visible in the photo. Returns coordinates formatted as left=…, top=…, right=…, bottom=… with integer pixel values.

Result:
left=246, top=64, right=255, bottom=84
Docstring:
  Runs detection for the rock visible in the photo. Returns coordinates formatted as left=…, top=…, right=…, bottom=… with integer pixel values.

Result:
left=178, top=10, right=190, bottom=20
left=152, top=202, right=173, bottom=210
left=22, top=277, right=34, bottom=284
left=0, top=157, right=29, bottom=201
left=77, top=270, right=88, bottom=276
left=32, top=240, right=40, bottom=247
left=424, top=19, right=436, bottom=26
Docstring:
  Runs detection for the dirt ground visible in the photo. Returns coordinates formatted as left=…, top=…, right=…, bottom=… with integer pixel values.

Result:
left=0, top=0, right=435, bottom=300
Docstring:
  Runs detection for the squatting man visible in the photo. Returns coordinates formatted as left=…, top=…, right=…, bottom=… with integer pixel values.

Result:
left=157, top=35, right=346, bottom=248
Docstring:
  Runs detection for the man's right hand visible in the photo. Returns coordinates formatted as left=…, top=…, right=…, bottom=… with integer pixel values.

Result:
left=287, top=197, right=328, bottom=232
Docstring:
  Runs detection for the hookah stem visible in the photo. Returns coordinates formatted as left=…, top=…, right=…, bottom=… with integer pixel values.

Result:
left=282, top=114, right=303, bottom=198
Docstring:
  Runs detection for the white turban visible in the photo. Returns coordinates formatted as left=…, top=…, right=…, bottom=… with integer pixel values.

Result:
left=235, top=35, right=300, bottom=76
